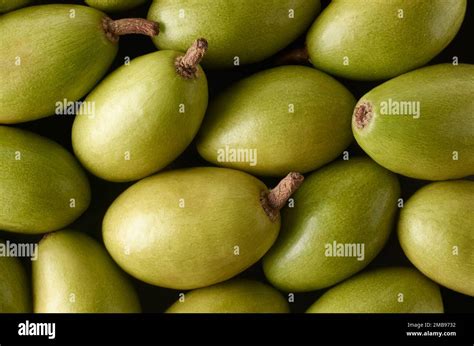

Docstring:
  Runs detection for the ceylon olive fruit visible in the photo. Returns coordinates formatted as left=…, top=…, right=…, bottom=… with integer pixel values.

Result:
left=72, top=39, right=208, bottom=182
left=148, top=0, right=320, bottom=68
left=307, top=0, right=466, bottom=80
left=166, top=279, right=289, bottom=313
left=353, top=64, right=474, bottom=180
left=85, top=0, right=148, bottom=12
left=263, top=158, right=400, bottom=292
left=197, top=66, right=355, bottom=176
left=0, top=4, right=158, bottom=123
left=307, top=267, right=443, bottom=313
left=33, top=230, right=141, bottom=313
left=0, top=126, right=90, bottom=234
left=0, top=0, right=31, bottom=13
left=0, top=241, right=30, bottom=312
left=103, top=167, right=303, bottom=289
left=399, top=180, right=474, bottom=296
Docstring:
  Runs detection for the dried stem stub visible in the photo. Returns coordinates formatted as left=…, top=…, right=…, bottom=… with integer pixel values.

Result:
left=353, top=101, right=373, bottom=130
left=175, top=38, right=209, bottom=79
left=261, top=172, right=304, bottom=222
left=103, top=17, right=159, bottom=43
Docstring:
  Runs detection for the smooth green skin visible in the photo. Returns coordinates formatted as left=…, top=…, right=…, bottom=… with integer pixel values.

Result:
left=167, top=279, right=290, bottom=313
left=0, top=0, right=31, bottom=13
left=33, top=230, right=141, bottom=313
left=72, top=51, right=208, bottom=182
left=103, top=167, right=280, bottom=290
left=263, top=158, right=400, bottom=292
left=307, top=0, right=466, bottom=81
left=353, top=64, right=474, bottom=180
left=197, top=66, right=355, bottom=177
left=0, top=241, right=30, bottom=312
left=85, top=0, right=148, bottom=12
left=148, top=0, right=321, bottom=68
left=0, top=126, right=90, bottom=234
left=0, top=4, right=117, bottom=123
left=307, top=267, right=443, bottom=313
left=398, top=181, right=474, bottom=297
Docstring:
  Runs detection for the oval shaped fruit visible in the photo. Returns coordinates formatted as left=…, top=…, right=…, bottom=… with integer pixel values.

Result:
left=263, top=158, right=400, bottom=292
left=85, top=0, right=148, bottom=12
left=0, top=4, right=158, bottom=124
left=103, top=167, right=303, bottom=289
left=72, top=39, right=208, bottom=182
left=33, top=230, right=141, bottom=313
left=166, top=279, right=289, bottom=313
left=353, top=64, right=474, bottom=180
left=148, top=0, right=321, bottom=68
left=0, top=241, right=30, bottom=312
left=0, top=0, right=31, bottom=13
left=306, top=267, right=443, bottom=313
left=398, top=180, right=474, bottom=297
left=0, top=126, right=90, bottom=234
left=197, top=66, right=355, bottom=177
left=306, top=0, right=466, bottom=80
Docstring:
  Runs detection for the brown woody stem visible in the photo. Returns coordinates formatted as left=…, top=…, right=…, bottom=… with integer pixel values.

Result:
left=175, top=38, right=208, bottom=79
left=261, top=172, right=304, bottom=222
left=102, top=17, right=159, bottom=43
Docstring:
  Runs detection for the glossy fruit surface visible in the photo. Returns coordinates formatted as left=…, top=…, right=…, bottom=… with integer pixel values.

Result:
left=0, top=5, right=117, bottom=123
left=0, top=0, right=31, bottom=13
left=353, top=64, right=474, bottom=180
left=263, top=158, right=400, bottom=292
left=85, top=0, right=148, bottom=12
left=33, top=230, right=141, bottom=312
left=197, top=66, right=355, bottom=176
left=166, top=279, right=290, bottom=313
left=103, top=167, right=300, bottom=289
left=307, top=0, right=466, bottom=80
left=0, top=4, right=158, bottom=123
left=72, top=44, right=208, bottom=182
left=398, top=180, right=474, bottom=296
left=148, top=0, right=321, bottom=68
left=0, top=126, right=90, bottom=234
left=0, top=242, right=30, bottom=312
left=307, top=267, right=444, bottom=313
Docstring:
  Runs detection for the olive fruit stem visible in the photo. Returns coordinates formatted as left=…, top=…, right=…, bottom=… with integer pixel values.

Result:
left=261, top=172, right=304, bottom=222
left=175, top=38, right=209, bottom=79
left=274, top=46, right=309, bottom=66
left=103, top=18, right=159, bottom=43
